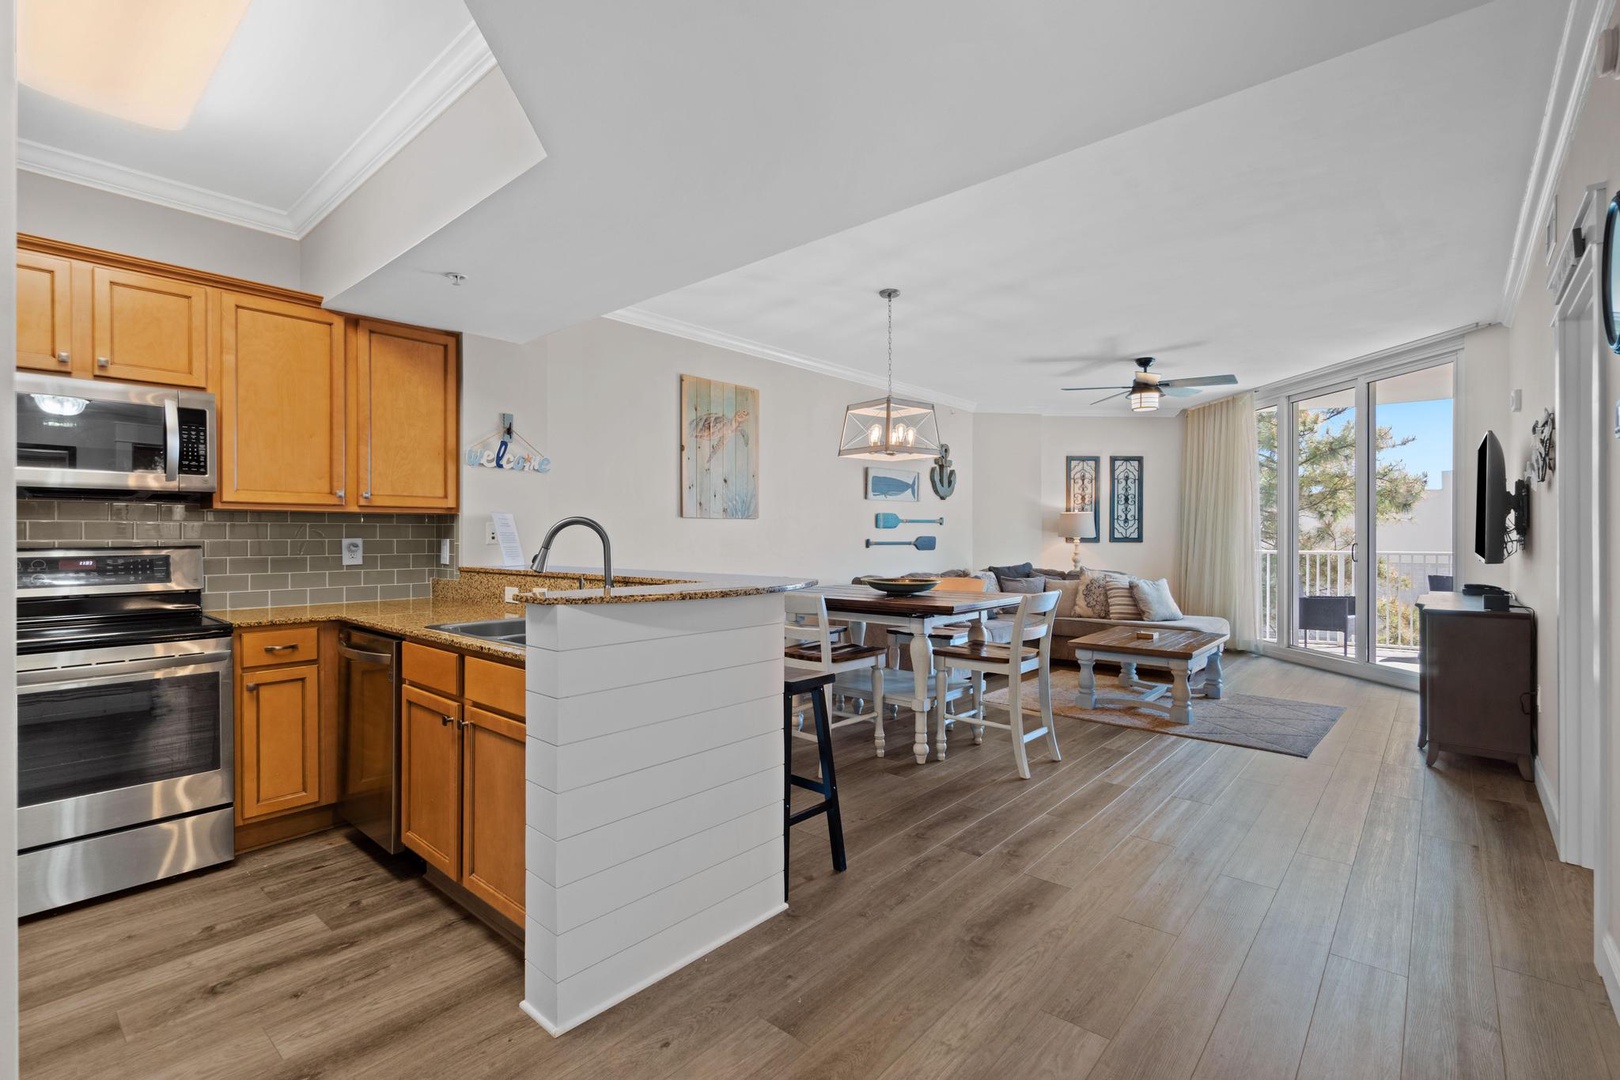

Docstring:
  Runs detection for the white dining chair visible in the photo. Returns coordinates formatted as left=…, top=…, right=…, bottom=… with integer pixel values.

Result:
left=929, top=590, right=1061, bottom=779
left=784, top=591, right=889, bottom=756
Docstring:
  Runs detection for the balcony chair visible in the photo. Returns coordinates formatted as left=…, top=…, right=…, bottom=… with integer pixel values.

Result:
left=1298, top=594, right=1356, bottom=655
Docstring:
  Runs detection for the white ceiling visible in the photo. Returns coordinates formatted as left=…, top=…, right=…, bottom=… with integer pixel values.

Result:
left=327, top=0, right=1500, bottom=357
left=622, top=0, right=1564, bottom=415
left=18, top=0, right=491, bottom=238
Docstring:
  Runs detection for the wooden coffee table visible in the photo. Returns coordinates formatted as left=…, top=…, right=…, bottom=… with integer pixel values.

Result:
left=1070, top=626, right=1229, bottom=725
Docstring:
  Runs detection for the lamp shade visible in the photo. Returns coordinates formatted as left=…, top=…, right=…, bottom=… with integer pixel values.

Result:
left=1059, top=511, right=1097, bottom=540
left=1129, top=385, right=1163, bottom=413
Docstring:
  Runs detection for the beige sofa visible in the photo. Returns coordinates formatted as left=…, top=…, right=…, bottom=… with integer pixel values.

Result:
left=858, top=566, right=1230, bottom=655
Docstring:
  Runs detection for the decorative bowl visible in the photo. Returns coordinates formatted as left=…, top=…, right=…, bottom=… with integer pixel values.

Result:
left=865, top=577, right=941, bottom=597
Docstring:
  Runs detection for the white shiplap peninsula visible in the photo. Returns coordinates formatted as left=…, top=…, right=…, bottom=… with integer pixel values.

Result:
left=517, top=569, right=813, bottom=1035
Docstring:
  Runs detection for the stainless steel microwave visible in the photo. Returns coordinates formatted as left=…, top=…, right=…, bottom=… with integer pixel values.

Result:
left=16, top=373, right=216, bottom=496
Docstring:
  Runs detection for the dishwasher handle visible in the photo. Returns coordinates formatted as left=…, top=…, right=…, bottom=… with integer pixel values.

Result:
left=337, top=645, right=394, bottom=666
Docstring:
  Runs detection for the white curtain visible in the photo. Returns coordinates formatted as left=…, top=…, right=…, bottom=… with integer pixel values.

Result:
left=1179, top=392, right=1260, bottom=650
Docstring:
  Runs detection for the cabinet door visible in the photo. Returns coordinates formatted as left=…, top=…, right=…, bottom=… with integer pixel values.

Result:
left=17, top=251, right=75, bottom=373
left=352, top=320, right=459, bottom=511
left=240, top=662, right=322, bottom=820
left=461, top=705, right=526, bottom=923
left=92, top=266, right=209, bottom=387
left=402, top=684, right=462, bottom=876
left=218, top=293, right=347, bottom=508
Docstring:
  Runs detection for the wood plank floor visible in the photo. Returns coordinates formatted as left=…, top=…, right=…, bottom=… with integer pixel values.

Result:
left=20, top=655, right=1620, bottom=1079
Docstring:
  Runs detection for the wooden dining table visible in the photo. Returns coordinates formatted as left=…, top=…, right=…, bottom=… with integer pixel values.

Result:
left=812, top=584, right=1026, bottom=765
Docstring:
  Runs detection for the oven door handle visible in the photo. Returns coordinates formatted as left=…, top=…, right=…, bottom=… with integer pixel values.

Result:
left=164, top=397, right=181, bottom=483
left=18, top=655, right=232, bottom=692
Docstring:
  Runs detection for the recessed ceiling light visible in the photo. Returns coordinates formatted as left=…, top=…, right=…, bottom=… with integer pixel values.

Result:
left=19, top=0, right=251, bottom=131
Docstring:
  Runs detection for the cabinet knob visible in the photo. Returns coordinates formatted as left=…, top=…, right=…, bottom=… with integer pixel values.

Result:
left=441, top=713, right=455, bottom=726
left=335, top=488, right=345, bottom=499
left=96, top=356, right=110, bottom=368
left=55, top=351, right=69, bottom=365
left=245, top=683, right=259, bottom=692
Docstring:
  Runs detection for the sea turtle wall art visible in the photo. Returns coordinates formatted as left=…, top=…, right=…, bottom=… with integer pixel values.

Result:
left=680, top=374, right=760, bottom=518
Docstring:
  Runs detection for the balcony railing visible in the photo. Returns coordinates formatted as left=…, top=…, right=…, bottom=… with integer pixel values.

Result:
left=1257, top=548, right=1453, bottom=651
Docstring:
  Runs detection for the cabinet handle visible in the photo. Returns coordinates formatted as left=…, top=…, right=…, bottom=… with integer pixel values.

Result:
left=459, top=718, right=471, bottom=729
left=336, top=488, right=345, bottom=499
left=263, top=643, right=298, bottom=653
left=441, top=713, right=455, bottom=726
left=55, top=351, right=69, bottom=365
left=97, top=356, right=110, bottom=368
left=245, top=683, right=259, bottom=692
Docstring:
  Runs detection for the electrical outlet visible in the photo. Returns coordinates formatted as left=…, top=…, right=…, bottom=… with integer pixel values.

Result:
left=503, top=586, right=520, bottom=603
left=486, top=520, right=498, bottom=544
left=341, top=538, right=364, bottom=566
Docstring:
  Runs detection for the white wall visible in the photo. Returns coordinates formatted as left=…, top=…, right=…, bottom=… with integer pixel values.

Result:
left=459, top=318, right=973, bottom=586
left=972, top=412, right=1185, bottom=585
left=458, top=334, right=550, bottom=560
left=17, top=172, right=302, bottom=289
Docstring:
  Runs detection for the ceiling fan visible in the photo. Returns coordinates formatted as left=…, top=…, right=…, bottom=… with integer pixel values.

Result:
left=1062, top=357, right=1237, bottom=413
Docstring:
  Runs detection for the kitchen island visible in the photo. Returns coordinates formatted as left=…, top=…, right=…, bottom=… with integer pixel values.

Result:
left=516, top=568, right=813, bottom=1035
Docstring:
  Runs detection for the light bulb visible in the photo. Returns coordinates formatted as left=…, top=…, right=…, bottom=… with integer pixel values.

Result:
left=868, top=423, right=882, bottom=446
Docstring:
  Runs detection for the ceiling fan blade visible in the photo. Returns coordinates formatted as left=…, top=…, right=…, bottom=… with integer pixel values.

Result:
left=1090, top=390, right=1130, bottom=406
left=1159, top=374, right=1239, bottom=388
left=1061, top=384, right=1130, bottom=392
left=1161, top=386, right=1201, bottom=397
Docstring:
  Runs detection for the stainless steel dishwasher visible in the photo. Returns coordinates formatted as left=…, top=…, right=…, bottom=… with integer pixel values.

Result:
left=337, top=628, right=403, bottom=854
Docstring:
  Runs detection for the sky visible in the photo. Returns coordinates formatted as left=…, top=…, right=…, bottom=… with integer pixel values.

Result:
left=1377, top=397, right=1453, bottom=490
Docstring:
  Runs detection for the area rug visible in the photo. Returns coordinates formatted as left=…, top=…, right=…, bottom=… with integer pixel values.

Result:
left=982, top=668, right=1345, bottom=758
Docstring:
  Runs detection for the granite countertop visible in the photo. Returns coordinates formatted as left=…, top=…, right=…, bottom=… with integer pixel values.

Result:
left=217, top=597, right=526, bottom=661
left=511, top=566, right=816, bottom=605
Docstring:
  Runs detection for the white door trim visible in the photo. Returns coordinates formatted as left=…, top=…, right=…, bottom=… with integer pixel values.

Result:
left=1553, top=244, right=1605, bottom=870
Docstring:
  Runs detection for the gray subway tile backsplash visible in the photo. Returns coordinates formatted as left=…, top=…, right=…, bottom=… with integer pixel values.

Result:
left=18, top=498, right=458, bottom=611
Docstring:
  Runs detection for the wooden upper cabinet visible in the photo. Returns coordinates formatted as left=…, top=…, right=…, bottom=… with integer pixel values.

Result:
left=17, top=251, right=75, bottom=373
left=240, top=662, right=322, bottom=821
left=353, top=320, right=459, bottom=511
left=92, top=266, right=210, bottom=387
left=217, top=293, right=347, bottom=508
left=402, top=683, right=463, bottom=877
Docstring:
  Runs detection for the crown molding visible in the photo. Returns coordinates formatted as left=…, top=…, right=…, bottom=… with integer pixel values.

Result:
left=17, top=22, right=496, bottom=241
left=286, top=22, right=498, bottom=236
left=605, top=306, right=979, bottom=413
left=18, top=138, right=296, bottom=235
left=1497, top=0, right=1616, bottom=325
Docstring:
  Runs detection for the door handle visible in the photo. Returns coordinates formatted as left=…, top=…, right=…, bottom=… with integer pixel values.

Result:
left=263, top=643, right=299, bottom=653
left=163, top=398, right=180, bottom=482
left=1349, top=541, right=1358, bottom=565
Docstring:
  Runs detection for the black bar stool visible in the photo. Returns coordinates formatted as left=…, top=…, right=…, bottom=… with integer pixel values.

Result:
left=783, top=671, right=847, bottom=899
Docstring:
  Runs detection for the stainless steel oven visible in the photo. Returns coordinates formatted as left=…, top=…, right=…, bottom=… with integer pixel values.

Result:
left=16, top=373, right=215, bottom=495
left=17, top=546, right=234, bottom=915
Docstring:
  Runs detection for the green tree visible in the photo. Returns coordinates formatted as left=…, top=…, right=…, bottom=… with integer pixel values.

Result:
left=1258, top=406, right=1429, bottom=550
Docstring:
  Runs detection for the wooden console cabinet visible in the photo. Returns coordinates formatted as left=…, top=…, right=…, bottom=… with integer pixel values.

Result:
left=1417, top=592, right=1536, bottom=779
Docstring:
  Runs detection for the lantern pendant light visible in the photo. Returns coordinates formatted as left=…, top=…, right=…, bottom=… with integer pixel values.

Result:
left=837, top=288, right=943, bottom=460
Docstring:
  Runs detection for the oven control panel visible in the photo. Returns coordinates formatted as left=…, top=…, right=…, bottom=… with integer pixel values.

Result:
left=18, top=553, right=173, bottom=590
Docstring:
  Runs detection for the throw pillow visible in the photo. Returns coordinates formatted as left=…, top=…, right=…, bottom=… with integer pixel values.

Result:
left=1131, top=577, right=1184, bottom=621
left=1105, top=575, right=1144, bottom=620
left=1071, top=569, right=1111, bottom=619
left=998, top=576, right=1046, bottom=595
left=1044, top=576, right=1084, bottom=617
left=987, top=561, right=1035, bottom=590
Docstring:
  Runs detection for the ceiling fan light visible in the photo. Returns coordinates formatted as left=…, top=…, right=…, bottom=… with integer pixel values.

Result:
left=1128, top=385, right=1162, bottom=413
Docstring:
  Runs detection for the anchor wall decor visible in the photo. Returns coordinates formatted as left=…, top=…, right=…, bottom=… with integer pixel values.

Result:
left=930, top=443, right=957, bottom=499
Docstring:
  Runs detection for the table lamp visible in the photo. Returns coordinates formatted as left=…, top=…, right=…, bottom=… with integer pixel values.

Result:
left=1059, top=511, right=1098, bottom=570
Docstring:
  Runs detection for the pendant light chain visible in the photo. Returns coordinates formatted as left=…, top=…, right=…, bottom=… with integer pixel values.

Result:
left=886, top=290, right=894, bottom=396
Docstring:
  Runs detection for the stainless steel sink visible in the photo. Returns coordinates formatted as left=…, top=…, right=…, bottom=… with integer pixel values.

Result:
left=427, top=618, right=525, bottom=648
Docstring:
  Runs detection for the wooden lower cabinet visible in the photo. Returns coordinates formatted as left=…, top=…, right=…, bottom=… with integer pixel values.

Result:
left=402, top=684, right=464, bottom=877
left=239, top=661, right=323, bottom=820
left=402, top=645, right=526, bottom=925
left=461, top=706, right=527, bottom=923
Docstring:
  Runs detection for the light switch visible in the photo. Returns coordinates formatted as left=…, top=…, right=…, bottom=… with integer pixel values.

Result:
left=440, top=538, right=451, bottom=565
left=341, top=538, right=364, bottom=566
left=1509, top=389, right=1522, bottom=413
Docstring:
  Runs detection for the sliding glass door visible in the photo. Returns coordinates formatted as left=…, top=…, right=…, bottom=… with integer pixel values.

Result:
left=1257, top=354, right=1455, bottom=685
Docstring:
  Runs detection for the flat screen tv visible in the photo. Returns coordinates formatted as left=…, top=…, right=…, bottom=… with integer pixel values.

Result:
left=1476, top=430, right=1529, bottom=563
